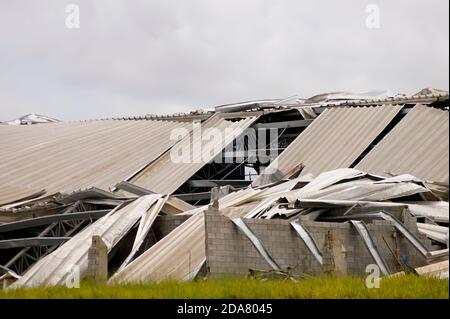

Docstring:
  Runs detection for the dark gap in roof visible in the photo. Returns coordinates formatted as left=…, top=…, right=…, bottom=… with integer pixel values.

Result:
left=391, top=193, right=425, bottom=202
left=174, top=161, right=246, bottom=206
left=429, top=100, right=450, bottom=111
left=349, top=107, right=409, bottom=169
left=107, top=226, right=138, bottom=275
left=224, top=117, right=246, bottom=122
left=173, top=113, right=312, bottom=206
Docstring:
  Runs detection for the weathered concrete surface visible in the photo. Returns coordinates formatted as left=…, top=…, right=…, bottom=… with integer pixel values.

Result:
left=205, top=212, right=427, bottom=278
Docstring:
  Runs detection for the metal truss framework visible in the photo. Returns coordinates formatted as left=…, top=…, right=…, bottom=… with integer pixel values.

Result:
left=1, top=201, right=108, bottom=275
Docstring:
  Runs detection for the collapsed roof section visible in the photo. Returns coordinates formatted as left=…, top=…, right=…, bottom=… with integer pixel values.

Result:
left=0, top=89, right=448, bottom=208
left=130, top=114, right=259, bottom=194
left=253, top=105, right=403, bottom=185
left=4, top=168, right=448, bottom=288
left=0, top=88, right=448, bottom=287
left=356, top=104, right=449, bottom=183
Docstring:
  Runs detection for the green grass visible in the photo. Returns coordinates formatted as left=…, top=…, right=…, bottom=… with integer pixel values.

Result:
left=0, top=275, right=448, bottom=299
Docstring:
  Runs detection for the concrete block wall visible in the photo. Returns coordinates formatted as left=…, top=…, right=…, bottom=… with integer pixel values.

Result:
left=205, top=211, right=428, bottom=278
left=205, top=212, right=321, bottom=277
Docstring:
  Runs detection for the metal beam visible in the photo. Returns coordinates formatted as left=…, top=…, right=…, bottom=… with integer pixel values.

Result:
left=290, top=220, right=323, bottom=265
left=253, top=119, right=313, bottom=129
left=315, top=105, right=414, bottom=114
left=350, top=220, right=390, bottom=275
left=5, top=202, right=86, bottom=274
left=56, top=187, right=124, bottom=204
left=0, top=210, right=109, bottom=233
left=187, top=180, right=251, bottom=188
left=115, top=181, right=154, bottom=196
left=232, top=218, right=282, bottom=271
left=173, top=192, right=211, bottom=202
left=322, top=211, right=429, bottom=258
left=0, top=237, right=70, bottom=249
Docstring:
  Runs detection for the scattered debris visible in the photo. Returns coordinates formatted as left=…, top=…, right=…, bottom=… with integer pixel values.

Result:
left=0, top=88, right=448, bottom=288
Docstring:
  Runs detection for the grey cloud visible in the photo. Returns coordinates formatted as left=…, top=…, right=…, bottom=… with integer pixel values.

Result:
left=0, top=0, right=448, bottom=121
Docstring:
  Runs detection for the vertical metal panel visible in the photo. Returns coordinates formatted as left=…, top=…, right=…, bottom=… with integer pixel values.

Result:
left=253, top=105, right=402, bottom=185
left=132, top=114, right=259, bottom=194
left=10, top=195, right=162, bottom=288
left=110, top=211, right=206, bottom=284
left=356, top=104, right=449, bottom=183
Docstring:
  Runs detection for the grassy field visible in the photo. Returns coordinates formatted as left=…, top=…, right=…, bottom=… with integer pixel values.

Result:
left=0, top=275, right=448, bottom=299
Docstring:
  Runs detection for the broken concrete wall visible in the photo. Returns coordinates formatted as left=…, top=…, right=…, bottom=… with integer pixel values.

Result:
left=205, top=211, right=427, bottom=278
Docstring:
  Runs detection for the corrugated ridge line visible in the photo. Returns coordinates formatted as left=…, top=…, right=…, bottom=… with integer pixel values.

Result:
left=0, top=120, right=192, bottom=201
left=0, top=121, right=184, bottom=186
left=356, top=105, right=449, bottom=182
left=0, top=119, right=180, bottom=150
left=1, top=121, right=139, bottom=169
left=0, top=121, right=118, bottom=154
left=0, top=120, right=168, bottom=160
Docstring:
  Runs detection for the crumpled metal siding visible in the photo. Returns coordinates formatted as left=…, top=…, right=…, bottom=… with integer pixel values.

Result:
left=404, top=201, right=449, bottom=223
left=0, top=119, right=192, bottom=203
left=132, top=114, right=259, bottom=194
left=356, top=104, right=449, bottom=183
left=10, top=195, right=162, bottom=288
left=253, top=105, right=403, bottom=185
left=110, top=210, right=206, bottom=284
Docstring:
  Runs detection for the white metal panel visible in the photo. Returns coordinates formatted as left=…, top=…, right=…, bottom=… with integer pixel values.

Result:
left=110, top=211, right=206, bottom=284
left=10, top=195, right=161, bottom=288
left=253, top=105, right=403, bottom=185
left=356, top=104, right=449, bottom=183
left=132, top=114, right=259, bottom=194
left=0, top=119, right=192, bottom=203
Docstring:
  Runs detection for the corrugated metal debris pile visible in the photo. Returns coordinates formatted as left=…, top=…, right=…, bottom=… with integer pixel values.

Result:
left=0, top=88, right=448, bottom=288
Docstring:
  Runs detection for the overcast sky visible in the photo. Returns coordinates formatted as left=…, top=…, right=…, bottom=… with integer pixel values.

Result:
left=0, top=0, right=448, bottom=121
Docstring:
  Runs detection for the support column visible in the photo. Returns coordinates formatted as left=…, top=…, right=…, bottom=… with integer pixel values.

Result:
left=87, top=235, right=108, bottom=284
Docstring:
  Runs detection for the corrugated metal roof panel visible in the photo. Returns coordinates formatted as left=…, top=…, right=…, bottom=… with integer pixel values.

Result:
left=253, top=105, right=403, bottom=185
left=110, top=211, right=205, bottom=284
left=132, top=114, right=259, bottom=194
left=0, top=184, right=45, bottom=206
left=11, top=194, right=162, bottom=288
left=296, top=92, right=449, bottom=108
left=0, top=119, right=192, bottom=203
left=356, top=105, right=449, bottom=183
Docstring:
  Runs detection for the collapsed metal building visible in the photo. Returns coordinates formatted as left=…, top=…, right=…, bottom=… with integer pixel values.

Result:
left=0, top=88, right=449, bottom=288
